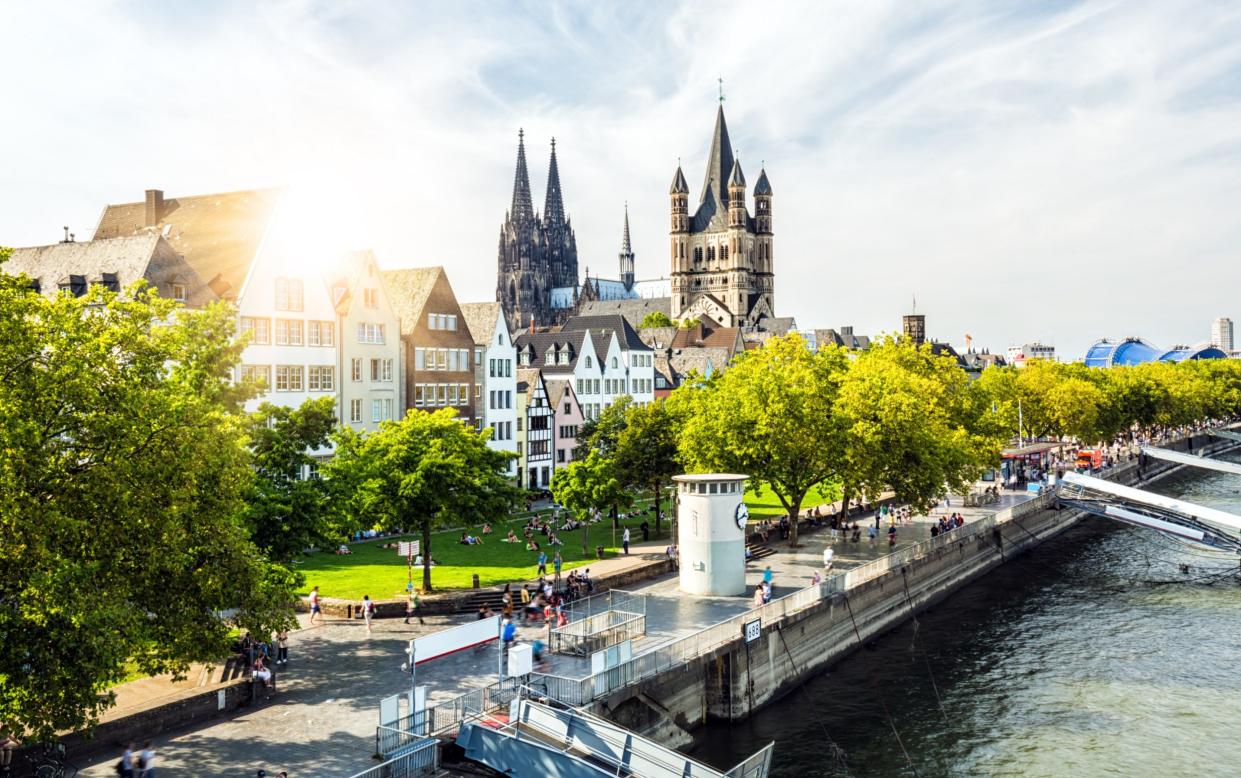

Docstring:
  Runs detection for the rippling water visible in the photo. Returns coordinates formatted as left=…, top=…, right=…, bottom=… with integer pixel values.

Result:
left=688, top=456, right=1241, bottom=777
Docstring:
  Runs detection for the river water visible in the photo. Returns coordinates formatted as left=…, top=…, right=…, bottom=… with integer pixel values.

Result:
left=689, top=457, right=1241, bottom=777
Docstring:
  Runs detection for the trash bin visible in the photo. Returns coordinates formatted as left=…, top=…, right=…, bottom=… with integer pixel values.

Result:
left=472, top=573, right=480, bottom=589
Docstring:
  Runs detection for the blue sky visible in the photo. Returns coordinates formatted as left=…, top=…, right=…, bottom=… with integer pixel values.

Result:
left=3, top=0, right=1241, bottom=358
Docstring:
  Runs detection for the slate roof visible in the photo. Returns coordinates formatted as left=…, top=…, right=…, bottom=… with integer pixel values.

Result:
left=754, top=168, right=772, bottom=196
left=382, top=267, right=444, bottom=336
left=516, top=368, right=544, bottom=399
left=545, top=378, right=579, bottom=412
left=514, top=330, right=591, bottom=375
left=460, top=301, right=504, bottom=346
left=814, top=328, right=872, bottom=350
left=670, top=321, right=743, bottom=357
left=560, top=314, right=652, bottom=351
left=577, top=297, right=672, bottom=329
left=5, top=233, right=215, bottom=307
left=669, top=165, right=689, bottom=195
left=756, top=316, right=797, bottom=336
left=692, top=106, right=735, bottom=233
left=93, top=188, right=281, bottom=300
left=637, top=326, right=679, bottom=350
left=670, top=346, right=732, bottom=382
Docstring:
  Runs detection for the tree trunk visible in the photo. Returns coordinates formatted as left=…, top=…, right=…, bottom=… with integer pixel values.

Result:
left=421, top=518, right=433, bottom=592
left=839, top=485, right=852, bottom=525
left=788, top=493, right=803, bottom=547
left=582, top=517, right=590, bottom=556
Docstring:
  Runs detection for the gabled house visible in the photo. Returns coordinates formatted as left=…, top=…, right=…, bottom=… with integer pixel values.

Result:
left=547, top=378, right=584, bottom=467
left=516, top=368, right=554, bottom=489
left=5, top=233, right=214, bottom=307
left=383, top=266, right=479, bottom=426
left=461, top=301, right=518, bottom=476
left=559, top=314, right=656, bottom=407
left=327, top=250, right=402, bottom=432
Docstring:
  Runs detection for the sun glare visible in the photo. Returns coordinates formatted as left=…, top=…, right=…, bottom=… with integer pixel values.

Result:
left=264, top=181, right=373, bottom=276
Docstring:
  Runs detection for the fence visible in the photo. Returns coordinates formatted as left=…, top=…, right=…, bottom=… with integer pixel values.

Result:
left=560, top=588, right=647, bottom=622
left=417, top=676, right=522, bottom=736
left=347, top=737, right=439, bottom=778
left=549, top=608, right=646, bottom=656
left=725, top=742, right=776, bottom=778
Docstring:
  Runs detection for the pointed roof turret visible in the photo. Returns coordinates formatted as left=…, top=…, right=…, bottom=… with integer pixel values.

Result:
left=510, top=129, right=534, bottom=224
left=729, top=157, right=746, bottom=188
left=621, top=202, right=633, bottom=254
left=700, top=105, right=735, bottom=205
left=669, top=164, right=689, bottom=194
left=754, top=167, right=772, bottom=196
left=544, top=137, right=565, bottom=226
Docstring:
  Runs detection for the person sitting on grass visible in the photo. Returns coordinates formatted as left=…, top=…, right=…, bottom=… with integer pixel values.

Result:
left=336, top=544, right=352, bottom=555
left=505, top=530, right=519, bottom=543
left=526, top=539, right=540, bottom=552
left=481, top=522, right=492, bottom=534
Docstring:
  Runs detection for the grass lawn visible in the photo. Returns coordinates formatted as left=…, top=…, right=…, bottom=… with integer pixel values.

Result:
left=744, top=481, right=842, bottom=521
left=295, top=496, right=673, bottom=598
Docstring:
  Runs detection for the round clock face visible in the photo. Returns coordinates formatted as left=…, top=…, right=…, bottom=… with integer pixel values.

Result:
left=735, top=502, right=749, bottom=530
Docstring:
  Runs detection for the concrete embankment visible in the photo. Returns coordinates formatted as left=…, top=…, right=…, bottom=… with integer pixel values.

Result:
left=592, top=432, right=1239, bottom=748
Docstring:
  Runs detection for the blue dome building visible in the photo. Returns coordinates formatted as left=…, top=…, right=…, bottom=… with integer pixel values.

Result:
left=1084, top=337, right=1228, bottom=367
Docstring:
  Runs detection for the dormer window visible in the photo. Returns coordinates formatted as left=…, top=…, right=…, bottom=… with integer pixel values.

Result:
left=59, top=275, right=87, bottom=297
left=28, top=278, right=41, bottom=294
left=100, top=273, right=120, bottom=293
left=584, top=356, right=592, bottom=369
left=611, top=357, right=618, bottom=369
left=519, top=352, right=531, bottom=367
left=544, top=348, right=555, bottom=365
left=172, top=283, right=187, bottom=302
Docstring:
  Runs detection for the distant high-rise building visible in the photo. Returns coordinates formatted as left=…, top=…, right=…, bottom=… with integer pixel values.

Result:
left=1007, top=342, right=1056, bottom=367
left=1211, top=317, right=1234, bottom=352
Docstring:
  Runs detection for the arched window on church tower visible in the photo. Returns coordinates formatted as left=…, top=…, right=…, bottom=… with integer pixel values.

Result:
left=707, top=246, right=715, bottom=263
left=721, top=245, right=728, bottom=263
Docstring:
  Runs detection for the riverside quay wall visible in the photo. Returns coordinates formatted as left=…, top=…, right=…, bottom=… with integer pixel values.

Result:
left=591, top=432, right=1238, bottom=747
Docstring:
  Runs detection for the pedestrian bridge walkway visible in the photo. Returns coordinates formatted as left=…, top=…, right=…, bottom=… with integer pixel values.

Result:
left=457, top=695, right=772, bottom=778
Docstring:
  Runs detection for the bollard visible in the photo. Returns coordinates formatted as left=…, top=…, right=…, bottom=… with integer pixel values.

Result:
left=472, top=573, right=480, bottom=589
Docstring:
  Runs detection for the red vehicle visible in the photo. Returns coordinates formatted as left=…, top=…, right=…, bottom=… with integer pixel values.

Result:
left=1076, top=449, right=1103, bottom=472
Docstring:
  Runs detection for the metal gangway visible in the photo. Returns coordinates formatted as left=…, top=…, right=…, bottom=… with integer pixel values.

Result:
left=1057, top=471, right=1241, bottom=553
left=1140, top=446, right=1241, bottom=477
left=457, top=694, right=773, bottom=778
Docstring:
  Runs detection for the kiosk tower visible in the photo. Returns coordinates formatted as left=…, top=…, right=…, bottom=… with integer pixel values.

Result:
left=674, top=474, right=749, bottom=596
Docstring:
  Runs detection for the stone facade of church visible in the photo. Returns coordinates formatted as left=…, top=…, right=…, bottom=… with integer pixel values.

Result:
left=669, top=105, right=774, bottom=329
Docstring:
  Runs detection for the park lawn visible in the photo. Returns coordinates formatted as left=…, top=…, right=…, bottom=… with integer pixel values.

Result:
left=744, top=480, right=842, bottom=521
left=295, top=498, right=672, bottom=598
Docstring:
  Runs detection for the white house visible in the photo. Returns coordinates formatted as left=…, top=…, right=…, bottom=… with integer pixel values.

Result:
left=328, top=250, right=402, bottom=433
left=461, top=301, right=518, bottom=477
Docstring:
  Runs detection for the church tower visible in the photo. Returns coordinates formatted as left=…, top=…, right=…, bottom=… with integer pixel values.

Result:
left=496, top=132, right=579, bottom=329
left=619, top=203, right=635, bottom=291
left=669, top=103, right=774, bottom=329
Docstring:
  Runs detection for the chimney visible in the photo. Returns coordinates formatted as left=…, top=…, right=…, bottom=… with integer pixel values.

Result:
left=144, top=189, right=164, bottom=228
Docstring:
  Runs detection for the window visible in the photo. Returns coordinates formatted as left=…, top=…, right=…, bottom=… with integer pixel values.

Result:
left=415, top=348, right=425, bottom=370
left=557, top=449, right=565, bottom=463
left=447, top=384, right=458, bottom=405
left=350, top=399, right=362, bottom=423
left=276, top=319, right=303, bottom=346
left=172, top=283, right=187, bottom=302
left=436, top=349, right=447, bottom=370
left=585, top=356, right=592, bottom=369
left=385, top=398, right=395, bottom=421
left=352, top=358, right=362, bottom=382
left=414, top=385, right=425, bottom=406
left=564, top=402, right=571, bottom=415
left=275, top=278, right=289, bottom=310
left=275, top=365, right=303, bottom=392
left=474, top=383, right=481, bottom=399
left=372, top=400, right=382, bottom=423
left=384, top=359, right=394, bottom=382
left=308, top=366, right=334, bottom=391
left=289, top=279, right=303, bottom=311
left=239, top=364, right=270, bottom=387
left=611, top=357, right=618, bottom=369
left=307, top=321, right=334, bottom=346
left=371, top=358, right=381, bottom=382
left=517, top=442, right=523, bottom=456
left=306, top=461, right=321, bottom=481
left=240, top=317, right=270, bottom=344
left=517, top=417, right=523, bottom=432
left=475, top=348, right=483, bottom=365
left=357, top=323, right=385, bottom=344
left=363, top=288, right=379, bottom=308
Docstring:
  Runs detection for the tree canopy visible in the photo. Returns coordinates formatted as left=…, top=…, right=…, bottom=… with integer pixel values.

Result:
left=674, top=333, right=848, bottom=546
left=551, top=450, right=631, bottom=554
left=243, top=397, right=340, bottom=562
left=0, top=273, right=296, bottom=739
left=614, top=399, right=681, bottom=533
left=327, top=408, right=519, bottom=591
left=639, top=311, right=674, bottom=328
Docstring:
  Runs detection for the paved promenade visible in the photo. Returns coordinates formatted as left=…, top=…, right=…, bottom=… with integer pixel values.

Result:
left=77, top=489, right=1034, bottom=776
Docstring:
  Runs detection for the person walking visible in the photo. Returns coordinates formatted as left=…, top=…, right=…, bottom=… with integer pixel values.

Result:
left=622, top=527, right=631, bottom=555
left=275, top=631, right=288, bottom=665
left=888, top=525, right=897, bottom=548
left=501, top=617, right=516, bottom=656
left=116, top=742, right=135, bottom=778
left=138, top=740, right=156, bottom=777
left=752, top=585, right=765, bottom=608
left=762, top=565, right=773, bottom=590
left=823, top=546, right=834, bottom=573
left=308, top=585, right=323, bottom=626
left=362, top=595, right=375, bottom=634
left=404, top=590, right=423, bottom=625
left=553, top=551, right=563, bottom=585
left=868, top=524, right=877, bottom=545
left=536, top=550, right=548, bottom=576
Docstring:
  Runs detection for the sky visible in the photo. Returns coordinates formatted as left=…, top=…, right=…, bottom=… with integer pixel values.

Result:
left=3, top=0, right=1241, bottom=359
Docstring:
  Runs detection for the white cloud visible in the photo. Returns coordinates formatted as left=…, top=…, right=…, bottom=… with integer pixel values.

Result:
left=2, top=0, right=1239, bottom=358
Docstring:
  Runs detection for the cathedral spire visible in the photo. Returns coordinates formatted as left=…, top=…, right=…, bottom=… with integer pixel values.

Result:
left=544, top=137, right=565, bottom=226
left=622, top=202, right=632, bottom=254
left=510, top=128, right=534, bottom=223
left=700, top=105, right=735, bottom=208
left=619, top=201, right=635, bottom=290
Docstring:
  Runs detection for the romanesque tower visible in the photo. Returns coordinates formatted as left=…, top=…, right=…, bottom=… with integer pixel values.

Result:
left=669, top=104, right=774, bottom=328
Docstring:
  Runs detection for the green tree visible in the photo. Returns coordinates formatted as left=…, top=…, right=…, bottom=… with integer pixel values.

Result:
left=572, top=394, right=633, bottom=460
left=327, top=408, right=519, bottom=592
left=837, top=338, right=1002, bottom=514
left=243, top=397, right=340, bottom=562
left=675, top=334, right=847, bottom=546
left=0, top=273, right=296, bottom=739
left=615, top=400, right=681, bottom=534
left=639, top=311, right=674, bottom=328
left=551, top=450, right=631, bottom=555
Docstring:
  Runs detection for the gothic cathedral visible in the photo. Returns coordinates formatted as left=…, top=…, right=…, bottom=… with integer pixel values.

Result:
left=496, top=131, right=578, bottom=330
left=669, top=105, right=774, bottom=328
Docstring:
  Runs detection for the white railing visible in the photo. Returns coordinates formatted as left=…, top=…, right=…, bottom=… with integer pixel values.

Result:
left=348, top=737, right=438, bottom=778
left=549, top=608, right=646, bottom=656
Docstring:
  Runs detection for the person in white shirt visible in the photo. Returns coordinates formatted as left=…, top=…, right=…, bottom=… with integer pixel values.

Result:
left=362, top=595, right=375, bottom=634
left=622, top=527, right=631, bottom=555
left=823, top=546, right=834, bottom=572
left=138, top=740, right=155, bottom=777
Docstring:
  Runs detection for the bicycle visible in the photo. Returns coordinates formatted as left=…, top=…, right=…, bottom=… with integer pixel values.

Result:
left=24, top=742, right=77, bottom=778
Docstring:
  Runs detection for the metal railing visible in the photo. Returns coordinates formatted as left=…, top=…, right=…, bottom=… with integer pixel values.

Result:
left=414, top=676, right=522, bottom=736
left=549, top=608, right=646, bottom=656
left=560, top=588, right=647, bottom=622
left=725, top=742, right=775, bottom=778
left=348, top=737, right=439, bottom=778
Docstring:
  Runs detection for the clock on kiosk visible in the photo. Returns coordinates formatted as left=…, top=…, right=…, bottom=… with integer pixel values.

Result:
left=734, top=502, right=749, bottom=531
